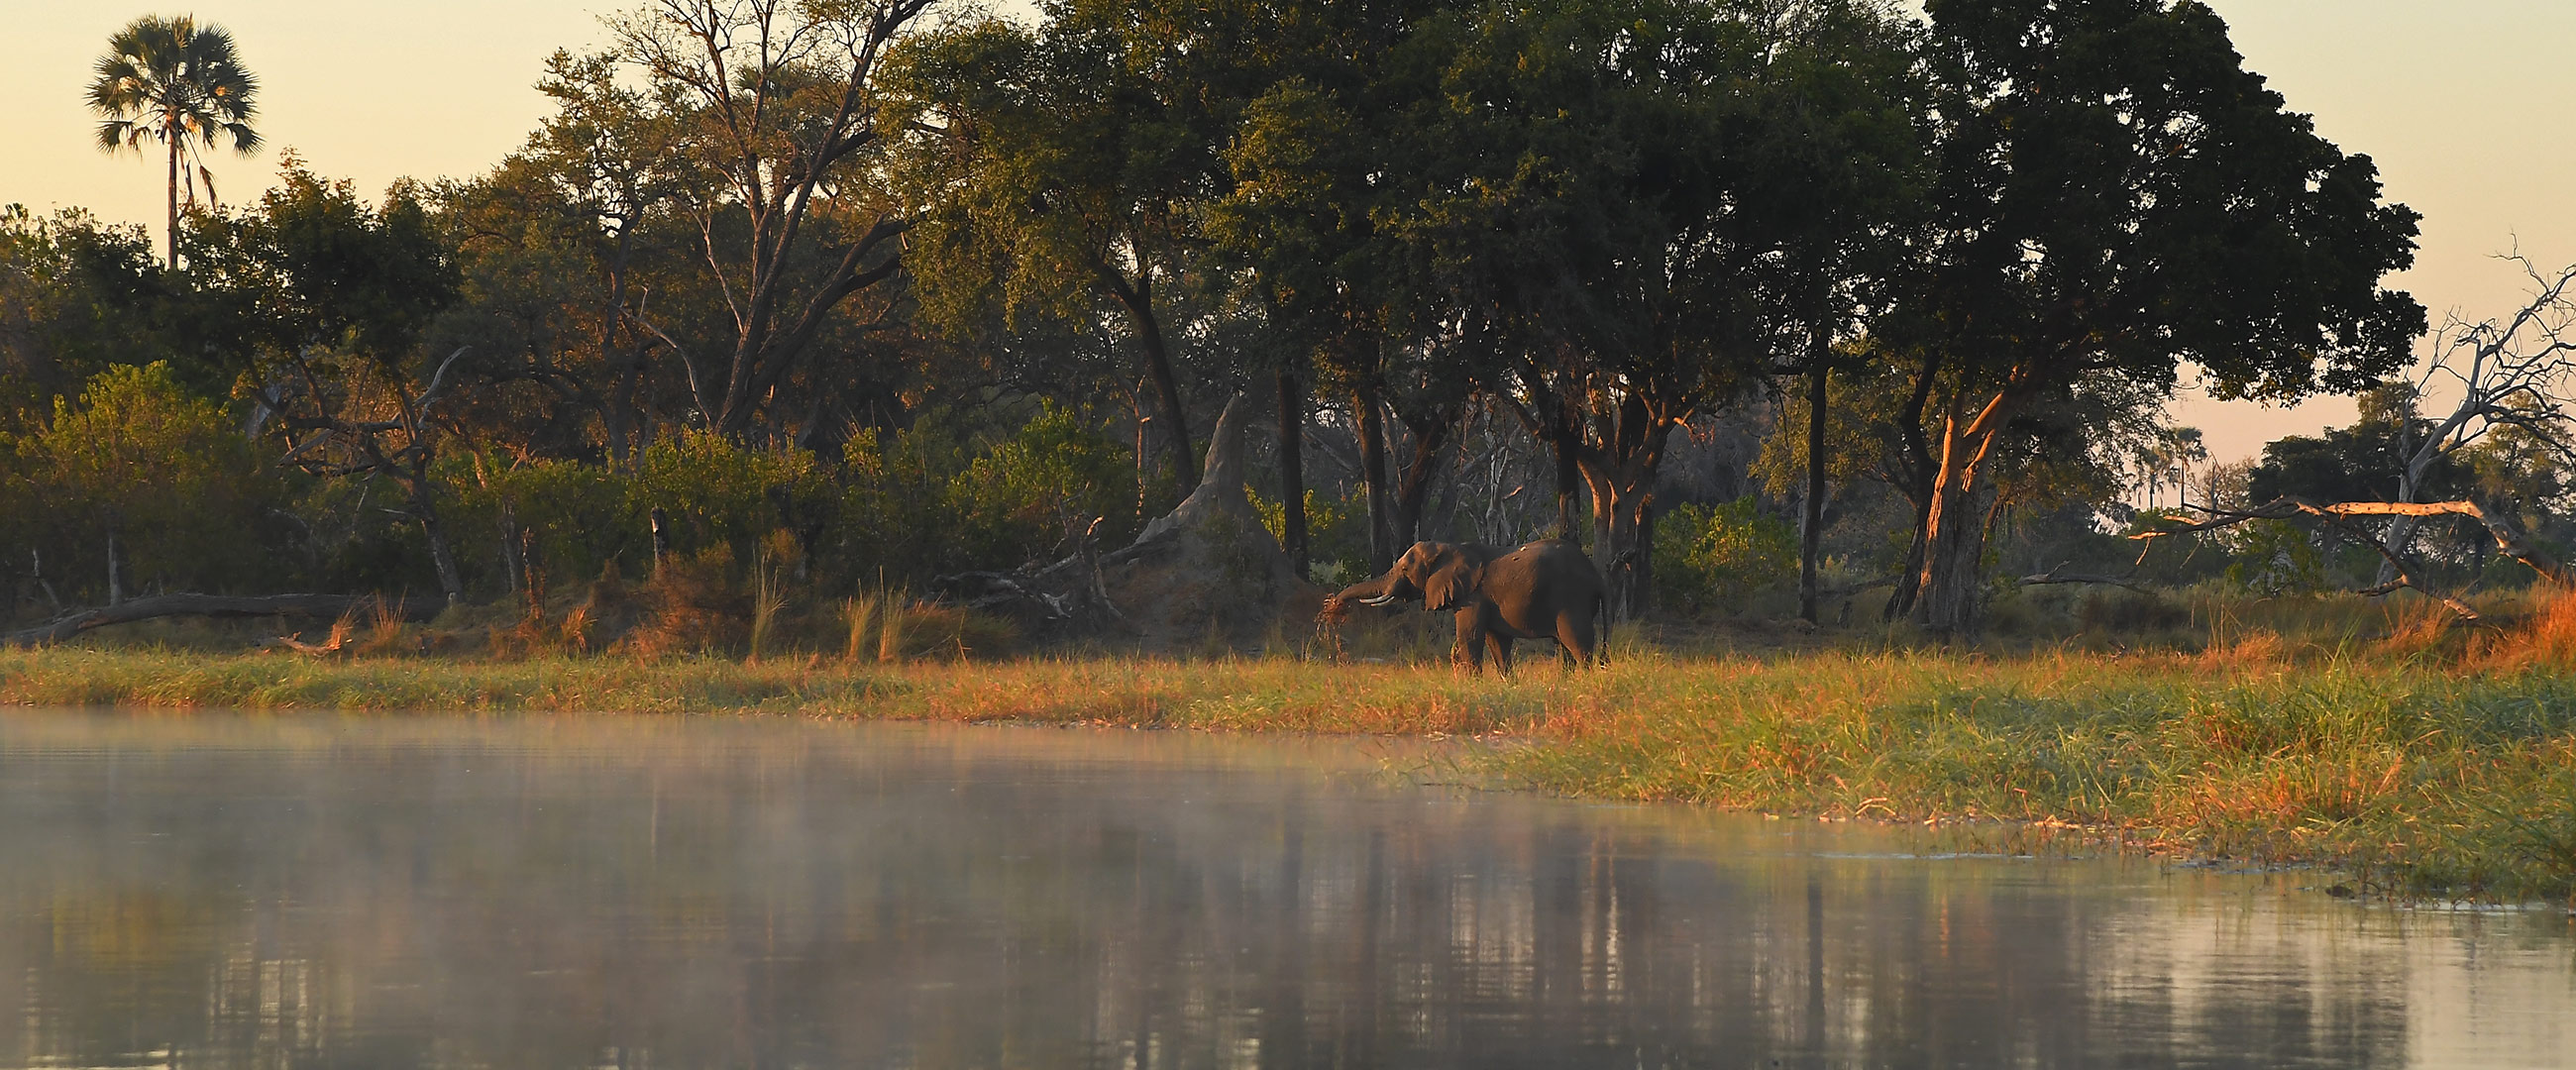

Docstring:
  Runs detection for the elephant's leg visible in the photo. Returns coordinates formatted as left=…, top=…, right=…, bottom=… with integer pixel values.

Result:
left=1556, top=609, right=1598, bottom=670
left=1452, top=609, right=1484, bottom=675
left=1486, top=632, right=1514, bottom=677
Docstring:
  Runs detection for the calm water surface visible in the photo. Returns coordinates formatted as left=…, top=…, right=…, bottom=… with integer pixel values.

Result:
left=0, top=710, right=2570, bottom=1069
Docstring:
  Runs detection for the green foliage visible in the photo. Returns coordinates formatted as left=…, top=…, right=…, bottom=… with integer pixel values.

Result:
left=190, top=162, right=459, bottom=368
left=954, top=402, right=1137, bottom=562
left=422, top=405, right=1143, bottom=601
left=2225, top=519, right=2331, bottom=596
left=1657, top=499, right=1798, bottom=612
left=0, top=208, right=198, bottom=411
left=635, top=430, right=832, bottom=562
left=1, top=363, right=286, bottom=598
left=1251, top=485, right=1372, bottom=585
left=438, top=452, right=636, bottom=589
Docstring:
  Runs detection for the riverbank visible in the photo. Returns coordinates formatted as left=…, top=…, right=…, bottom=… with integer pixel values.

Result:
left=2, top=646, right=2570, bottom=903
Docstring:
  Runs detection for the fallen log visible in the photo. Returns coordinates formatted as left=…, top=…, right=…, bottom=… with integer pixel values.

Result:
left=3, top=593, right=430, bottom=647
left=2017, top=563, right=2151, bottom=592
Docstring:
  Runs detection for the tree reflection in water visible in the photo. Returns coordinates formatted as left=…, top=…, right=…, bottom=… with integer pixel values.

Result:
left=0, top=713, right=2568, bottom=1069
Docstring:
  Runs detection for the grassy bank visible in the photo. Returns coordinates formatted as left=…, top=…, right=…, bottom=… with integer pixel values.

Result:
left=1, top=644, right=2571, bottom=904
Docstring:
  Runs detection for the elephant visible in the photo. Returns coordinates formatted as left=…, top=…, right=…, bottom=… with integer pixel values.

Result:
left=1325, top=538, right=1605, bottom=674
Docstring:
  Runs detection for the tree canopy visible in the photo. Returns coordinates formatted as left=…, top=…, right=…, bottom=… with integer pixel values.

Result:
left=7, top=0, right=2460, bottom=637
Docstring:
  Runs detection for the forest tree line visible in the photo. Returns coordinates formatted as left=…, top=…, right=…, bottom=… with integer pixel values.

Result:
left=16, top=0, right=2554, bottom=639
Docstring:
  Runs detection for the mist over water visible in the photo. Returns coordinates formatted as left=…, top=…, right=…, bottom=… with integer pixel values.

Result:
left=0, top=712, right=2567, bottom=1069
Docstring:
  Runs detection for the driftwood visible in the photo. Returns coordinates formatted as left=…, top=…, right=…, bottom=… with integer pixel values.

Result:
left=3, top=593, right=428, bottom=647
left=271, top=626, right=353, bottom=655
left=2133, top=496, right=2572, bottom=620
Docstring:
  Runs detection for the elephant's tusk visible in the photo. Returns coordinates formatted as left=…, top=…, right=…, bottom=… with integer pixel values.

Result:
left=1354, top=593, right=1398, bottom=606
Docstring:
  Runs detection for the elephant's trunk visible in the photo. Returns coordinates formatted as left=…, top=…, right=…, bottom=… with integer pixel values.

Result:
left=1326, top=572, right=1403, bottom=615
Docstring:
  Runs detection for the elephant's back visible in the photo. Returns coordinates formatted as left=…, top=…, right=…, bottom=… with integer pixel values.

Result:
left=1501, top=539, right=1603, bottom=598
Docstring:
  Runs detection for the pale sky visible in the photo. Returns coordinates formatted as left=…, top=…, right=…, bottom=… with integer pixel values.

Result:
left=2, top=1, right=2569, bottom=463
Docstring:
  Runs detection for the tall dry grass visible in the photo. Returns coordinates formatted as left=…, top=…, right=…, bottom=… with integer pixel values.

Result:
left=5, top=586, right=2575, bottom=901
left=841, top=595, right=878, bottom=665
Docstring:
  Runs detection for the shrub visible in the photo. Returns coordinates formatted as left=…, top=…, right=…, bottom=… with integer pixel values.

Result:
left=951, top=401, right=1137, bottom=566
left=1251, top=484, right=1371, bottom=584
left=1657, top=498, right=1798, bottom=614
left=2, top=363, right=290, bottom=601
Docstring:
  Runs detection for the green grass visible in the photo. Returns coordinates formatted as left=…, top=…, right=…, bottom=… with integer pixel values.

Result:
left=2, top=645, right=2570, bottom=904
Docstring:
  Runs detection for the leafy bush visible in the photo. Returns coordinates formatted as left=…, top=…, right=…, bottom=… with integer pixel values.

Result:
left=638, top=430, right=835, bottom=567
left=1, top=363, right=289, bottom=601
left=1251, top=484, right=1371, bottom=585
left=952, top=401, right=1137, bottom=565
left=1657, top=498, right=1797, bottom=614
left=439, top=451, right=638, bottom=591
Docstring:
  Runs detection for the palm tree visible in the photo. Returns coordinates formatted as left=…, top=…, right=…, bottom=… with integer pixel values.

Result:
left=86, top=15, right=261, bottom=269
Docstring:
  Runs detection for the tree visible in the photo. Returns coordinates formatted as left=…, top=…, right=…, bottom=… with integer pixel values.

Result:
left=1885, top=0, right=2423, bottom=634
left=2125, top=426, right=2206, bottom=509
left=1216, top=30, right=1469, bottom=571
left=429, top=51, right=687, bottom=464
left=1398, top=0, right=1918, bottom=617
left=87, top=15, right=261, bottom=270
left=2374, top=258, right=2576, bottom=583
left=0, top=207, right=189, bottom=409
left=1390, top=0, right=1755, bottom=612
left=1724, top=0, right=1926, bottom=623
left=195, top=165, right=468, bottom=603
left=5, top=363, right=282, bottom=605
left=891, top=1, right=1257, bottom=490
left=610, top=0, right=930, bottom=438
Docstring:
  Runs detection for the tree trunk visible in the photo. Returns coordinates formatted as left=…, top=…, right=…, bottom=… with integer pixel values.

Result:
left=1635, top=499, right=1657, bottom=619
left=1912, top=397, right=2015, bottom=636
left=600, top=235, right=642, bottom=466
left=1881, top=351, right=1945, bottom=621
left=1799, top=362, right=1829, bottom=623
left=1390, top=408, right=1455, bottom=548
left=1884, top=507, right=1930, bottom=622
left=1109, top=274, right=1196, bottom=487
left=650, top=506, right=672, bottom=577
left=2377, top=446, right=2445, bottom=587
left=1592, top=478, right=1656, bottom=622
left=423, top=510, right=465, bottom=609
left=1551, top=418, right=1583, bottom=541
left=498, top=503, right=525, bottom=595
left=1577, top=445, right=1669, bottom=623
left=105, top=523, right=123, bottom=608
left=1354, top=389, right=1393, bottom=570
left=1276, top=369, right=1309, bottom=581
left=164, top=116, right=180, bottom=270
left=6, top=592, right=438, bottom=647
left=1915, top=474, right=1998, bottom=636
left=410, top=468, right=465, bottom=608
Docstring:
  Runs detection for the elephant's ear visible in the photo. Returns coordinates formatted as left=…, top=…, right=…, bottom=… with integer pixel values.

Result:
left=1424, top=553, right=1476, bottom=612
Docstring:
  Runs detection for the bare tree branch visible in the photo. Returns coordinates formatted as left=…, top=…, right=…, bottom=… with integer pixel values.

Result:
left=2135, top=495, right=2574, bottom=620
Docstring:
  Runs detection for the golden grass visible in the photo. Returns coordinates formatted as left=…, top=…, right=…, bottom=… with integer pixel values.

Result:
left=4, top=592, right=2575, bottom=902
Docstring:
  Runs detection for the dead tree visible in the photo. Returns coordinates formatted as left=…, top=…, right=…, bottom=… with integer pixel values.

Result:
left=260, top=347, right=475, bottom=607
left=2377, top=257, right=2576, bottom=582
left=2135, top=495, right=2574, bottom=621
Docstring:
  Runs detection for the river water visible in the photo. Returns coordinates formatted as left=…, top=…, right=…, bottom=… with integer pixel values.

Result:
left=0, top=711, right=2568, bottom=1069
